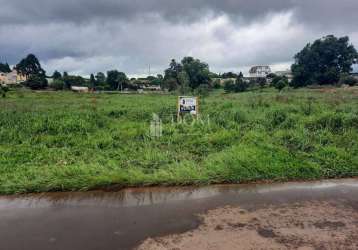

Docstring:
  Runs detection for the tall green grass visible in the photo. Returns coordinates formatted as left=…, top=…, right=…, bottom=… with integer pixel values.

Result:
left=0, top=88, right=357, bottom=194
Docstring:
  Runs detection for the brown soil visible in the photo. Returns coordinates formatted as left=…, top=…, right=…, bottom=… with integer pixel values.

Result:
left=137, top=200, right=358, bottom=250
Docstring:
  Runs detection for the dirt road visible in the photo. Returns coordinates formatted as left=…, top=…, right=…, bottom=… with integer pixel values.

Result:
left=0, top=179, right=357, bottom=250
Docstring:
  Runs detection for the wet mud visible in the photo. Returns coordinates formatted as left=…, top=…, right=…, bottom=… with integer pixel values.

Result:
left=0, top=179, right=357, bottom=250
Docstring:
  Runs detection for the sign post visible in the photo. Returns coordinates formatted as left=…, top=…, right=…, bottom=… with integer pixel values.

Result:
left=177, top=96, right=199, bottom=121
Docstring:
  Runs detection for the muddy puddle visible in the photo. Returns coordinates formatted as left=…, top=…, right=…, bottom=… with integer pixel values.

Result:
left=0, top=179, right=357, bottom=250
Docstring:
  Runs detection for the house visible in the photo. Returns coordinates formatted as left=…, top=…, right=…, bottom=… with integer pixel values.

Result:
left=0, top=69, right=27, bottom=85
left=249, top=66, right=271, bottom=78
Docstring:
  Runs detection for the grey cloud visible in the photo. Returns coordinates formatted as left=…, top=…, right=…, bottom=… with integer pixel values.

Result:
left=0, top=0, right=357, bottom=76
left=1, top=0, right=357, bottom=27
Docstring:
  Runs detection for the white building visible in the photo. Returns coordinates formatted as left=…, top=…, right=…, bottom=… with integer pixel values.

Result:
left=249, top=66, right=271, bottom=78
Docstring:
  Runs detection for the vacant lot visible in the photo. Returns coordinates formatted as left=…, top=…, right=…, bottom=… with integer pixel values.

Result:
left=0, top=88, right=357, bottom=194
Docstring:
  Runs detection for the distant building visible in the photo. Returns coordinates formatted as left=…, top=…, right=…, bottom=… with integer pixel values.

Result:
left=71, top=86, right=89, bottom=93
left=249, top=66, right=271, bottom=78
left=0, top=69, right=27, bottom=85
left=142, top=85, right=161, bottom=91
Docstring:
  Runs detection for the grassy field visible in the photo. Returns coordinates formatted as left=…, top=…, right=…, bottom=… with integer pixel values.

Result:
left=0, top=87, right=358, bottom=194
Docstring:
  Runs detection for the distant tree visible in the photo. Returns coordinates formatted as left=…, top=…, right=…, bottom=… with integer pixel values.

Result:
left=256, top=77, right=267, bottom=89
left=63, top=72, right=71, bottom=89
left=163, top=57, right=211, bottom=91
left=222, top=72, right=238, bottom=79
left=51, top=79, right=65, bottom=90
left=95, top=72, right=106, bottom=84
left=162, top=77, right=178, bottom=91
left=291, top=35, right=358, bottom=87
left=0, top=62, right=11, bottom=73
left=212, top=79, right=221, bottom=89
left=273, top=78, right=288, bottom=92
left=194, top=84, right=210, bottom=98
left=181, top=57, right=211, bottom=89
left=52, top=70, right=62, bottom=80
left=224, top=79, right=236, bottom=93
left=178, top=71, right=191, bottom=94
left=90, top=74, right=96, bottom=90
left=236, top=77, right=248, bottom=92
left=107, top=70, right=128, bottom=91
left=224, top=74, right=248, bottom=93
left=24, top=75, right=48, bottom=90
left=15, top=54, right=46, bottom=77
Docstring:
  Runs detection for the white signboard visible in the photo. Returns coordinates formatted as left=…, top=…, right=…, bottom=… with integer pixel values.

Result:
left=178, top=96, right=198, bottom=115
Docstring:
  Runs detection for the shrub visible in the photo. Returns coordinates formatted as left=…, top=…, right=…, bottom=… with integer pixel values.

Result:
left=0, top=84, right=9, bottom=98
left=194, top=84, right=210, bottom=97
left=51, top=79, right=65, bottom=90
left=273, top=79, right=288, bottom=91
left=212, top=79, right=221, bottom=89
left=24, top=75, right=48, bottom=90
left=339, top=73, right=358, bottom=86
left=224, top=80, right=235, bottom=93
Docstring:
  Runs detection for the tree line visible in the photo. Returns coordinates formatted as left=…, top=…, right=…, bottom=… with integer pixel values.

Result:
left=2, top=34, right=357, bottom=92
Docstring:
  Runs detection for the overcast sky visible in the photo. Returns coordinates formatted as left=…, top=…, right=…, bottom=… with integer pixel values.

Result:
left=0, top=0, right=357, bottom=77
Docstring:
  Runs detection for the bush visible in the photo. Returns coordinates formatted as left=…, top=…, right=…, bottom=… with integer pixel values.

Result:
left=256, top=77, right=267, bottom=88
left=339, top=74, right=358, bottom=86
left=24, top=75, right=48, bottom=90
left=224, top=80, right=235, bottom=93
left=0, top=84, right=9, bottom=98
left=51, top=79, right=65, bottom=90
left=273, top=79, right=288, bottom=91
left=213, top=79, right=221, bottom=89
left=194, top=84, right=210, bottom=97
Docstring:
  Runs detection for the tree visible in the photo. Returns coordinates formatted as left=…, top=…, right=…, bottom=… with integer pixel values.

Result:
left=0, top=62, right=11, bottom=73
left=178, top=71, right=191, bottom=94
left=95, top=72, right=106, bottom=84
left=256, top=77, right=267, bottom=89
left=181, top=57, right=211, bottom=89
left=51, top=79, right=65, bottom=90
left=24, top=75, right=48, bottom=90
left=107, top=70, right=128, bottom=91
left=52, top=71, right=62, bottom=80
left=224, top=80, right=236, bottom=93
left=291, top=35, right=358, bottom=87
left=273, top=78, right=288, bottom=92
left=163, top=59, right=182, bottom=90
left=162, top=77, right=178, bottom=91
left=222, top=72, right=237, bottom=79
left=235, top=77, right=248, bottom=92
left=62, top=73, right=85, bottom=89
left=90, top=74, right=96, bottom=90
left=223, top=76, right=248, bottom=93
left=15, top=54, right=46, bottom=77
left=63, top=72, right=71, bottom=89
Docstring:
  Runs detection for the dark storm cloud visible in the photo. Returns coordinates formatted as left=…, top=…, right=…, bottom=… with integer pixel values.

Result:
left=1, top=0, right=357, bottom=26
left=0, top=0, right=357, bottom=75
